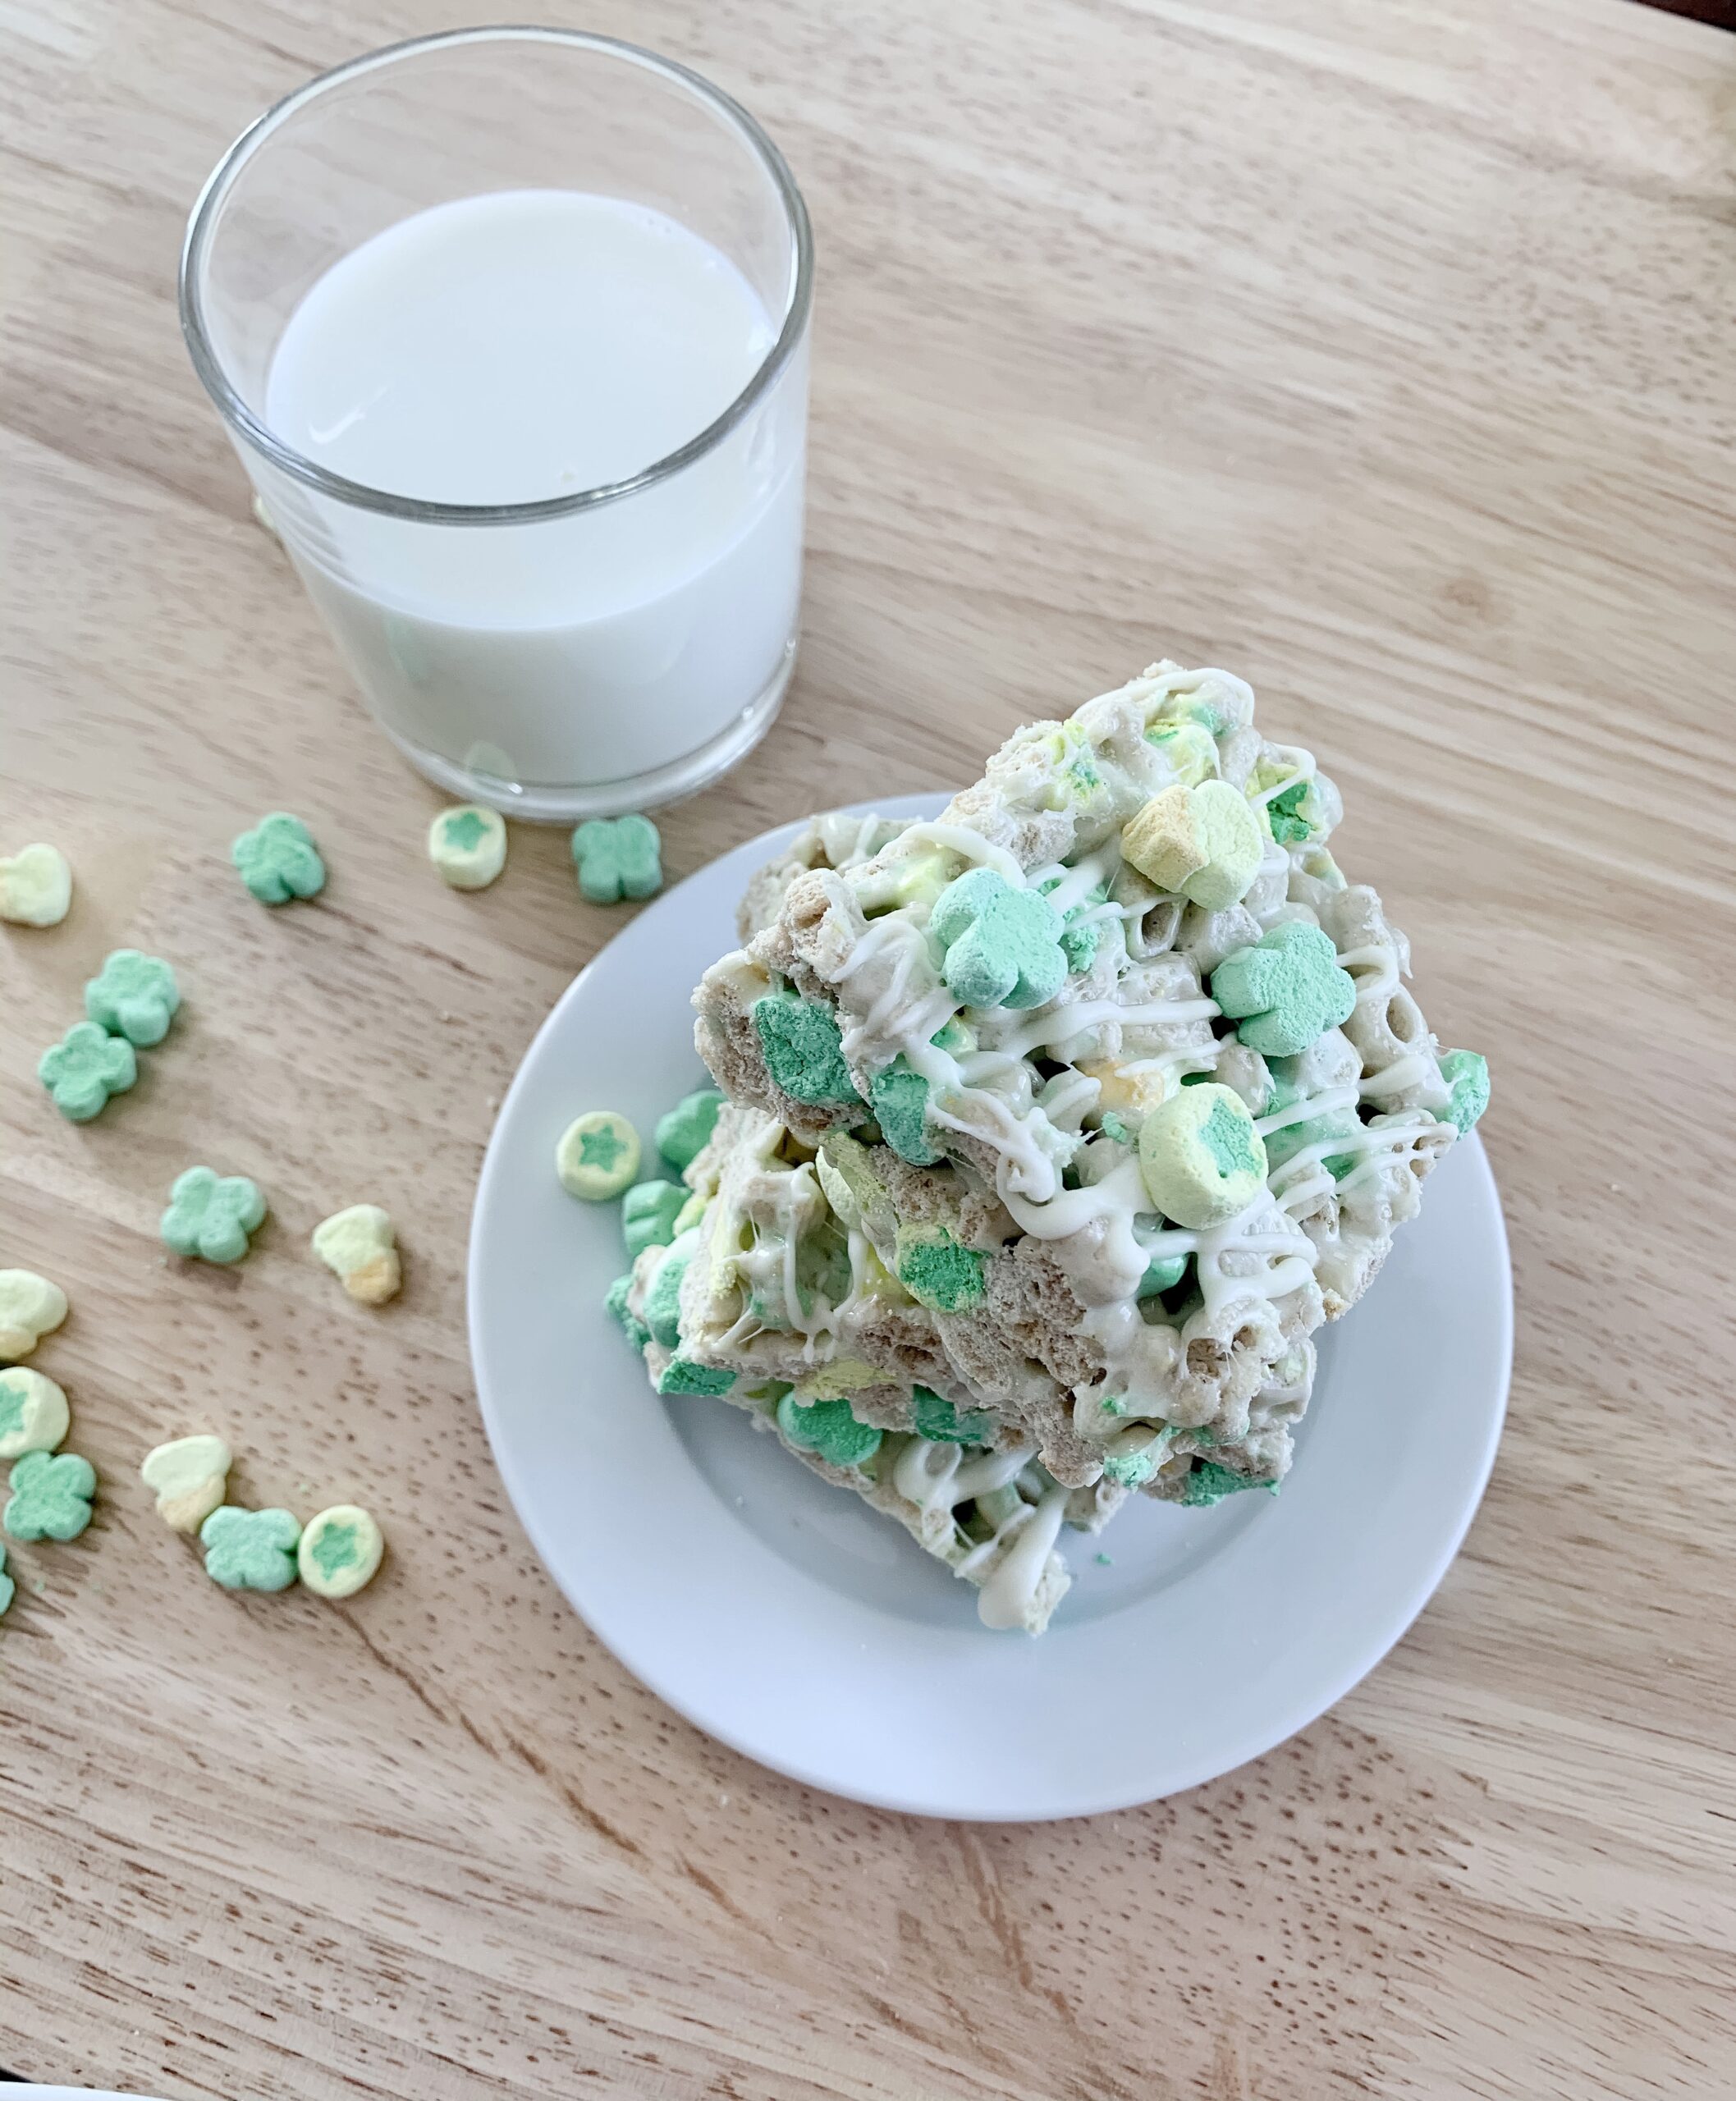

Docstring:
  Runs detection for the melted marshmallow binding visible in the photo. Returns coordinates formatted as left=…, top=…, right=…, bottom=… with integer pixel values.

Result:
left=617, top=665, right=1486, bottom=1632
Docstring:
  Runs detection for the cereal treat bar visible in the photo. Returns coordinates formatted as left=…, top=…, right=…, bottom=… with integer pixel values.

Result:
left=608, top=1103, right=1137, bottom=1634
left=691, top=662, right=1487, bottom=1504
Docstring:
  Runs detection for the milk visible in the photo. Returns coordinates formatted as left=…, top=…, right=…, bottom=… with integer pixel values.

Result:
left=261, top=190, right=805, bottom=811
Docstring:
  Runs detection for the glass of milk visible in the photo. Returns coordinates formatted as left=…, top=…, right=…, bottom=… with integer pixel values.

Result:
left=180, top=28, right=813, bottom=819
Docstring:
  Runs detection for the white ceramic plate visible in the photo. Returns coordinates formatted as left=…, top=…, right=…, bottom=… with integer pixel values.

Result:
left=469, top=796, right=1512, bottom=1819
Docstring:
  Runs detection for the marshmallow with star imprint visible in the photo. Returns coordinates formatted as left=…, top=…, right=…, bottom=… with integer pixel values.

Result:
left=297, top=1504, right=385, bottom=1598
left=428, top=805, right=507, bottom=890
left=556, top=1111, right=641, bottom=1199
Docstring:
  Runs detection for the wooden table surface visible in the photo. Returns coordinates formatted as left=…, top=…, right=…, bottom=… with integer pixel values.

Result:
left=4, top=2, right=1734, bottom=2096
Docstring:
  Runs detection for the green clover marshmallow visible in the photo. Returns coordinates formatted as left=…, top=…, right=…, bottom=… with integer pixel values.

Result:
left=605, top=1274, right=650, bottom=1353
left=1179, top=1459, right=1279, bottom=1507
left=1211, top=921, right=1357, bottom=1058
left=776, top=1392, right=882, bottom=1467
left=232, top=812, right=326, bottom=905
left=928, top=867, right=1067, bottom=1010
left=161, top=1166, right=268, bottom=1264
left=5, top=1449, right=96, bottom=1541
left=657, top=1358, right=736, bottom=1396
left=0, top=1270, right=67, bottom=1362
left=752, top=993, right=860, bottom=1105
left=0, top=1368, right=70, bottom=1459
left=911, top=1387, right=994, bottom=1444
left=556, top=1111, right=640, bottom=1199
left=571, top=814, right=662, bottom=903
left=39, top=1020, right=136, bottom=1122
left=1138, top=1083, right=1269, bottom=1228
left=1438, top=1049, right=1490, bottom=1134
left=656, top=1087, right=725, bottom=1173
left=200, top=1505, right=301, bottom=1591
left=868, top=1059, right=941, bottom=1165
left=622, top=1180, right=686, bottom=1256
left=85, top=949, right=181, bottom=1047
left=428, top=804, right=506, bottom=890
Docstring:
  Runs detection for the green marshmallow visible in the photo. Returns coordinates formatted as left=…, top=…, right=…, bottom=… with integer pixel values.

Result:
left=752, top=993, right=859, bottom=1105
left=1138, top=1083, right=1269, bottom=1228
left=1136, top=1253, right=1189, bottom=1300
left=5, top=1449, right=96, bottom=1541
left=656, top=1087, right=725, bottom=1172
left=911, top=1386, right=995, bottom=1444
left=622, top=1180, right=686, bottom=1257
left=1179, top=1459, right=1279, bottom=1508
left=0, top=1543, right=12, bottom=1617
left=85, top=950, right=181, bottom=1047
left=644, top=1249, right=691, bottom=1350
left=928, top=867, right=1068, bottom=1010
left=162, top=1166, right=268, bottom=1264
left=1439, top=1049, right=1491, bottom=1135
left=776, top=1392, right=882, bottom=1467
left=605, top=1274, right=649, bottom=1354
left=657, top=1358, right=736, bottom=1396
left=39, top=1021, right=136, bottom=1122
left=556, top=1110, right=640, bottom=1200
left=571, top=813, right=662, bottom=903
left=868, top=1060, right=941, bottom=1165
left=895, top=1226, right=987, bottom=1313
left=200, top=1505, right=301, bottom=1591
left=1265, top=780, right=1317, bottom=845
left=1102, top=1444, right=1160, bottom=1488
left=1039, top=877, right=1109, bottom=973
left=232, top=812, right=326, bottom=905
left=1211, top=922, right=1357, bottom=1059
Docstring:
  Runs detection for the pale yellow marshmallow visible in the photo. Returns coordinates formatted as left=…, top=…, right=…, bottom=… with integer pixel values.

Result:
left=0, top=1270, right=68, bottom=1362
left=0, top=844, right=72, bottom=927
left=140, top=1434, right=232, bottom=1534
left=312, top=1206, right=402, bottom=1305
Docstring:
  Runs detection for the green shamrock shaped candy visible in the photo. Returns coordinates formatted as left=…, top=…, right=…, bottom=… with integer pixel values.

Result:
left=752, top=993, right=860, bottom=1105
left=571, top=814, right=662, bottom=904
left=644, top=1244, right=694, bottom=1350
left=657, top=1358, right=736, bottom=1396
left=200, top=1505, right=301, bottom=1591
left=1438, top=1049, right=1490, bottom=1134
left=1211, top=922, right=1357, bottom=1058
left=868, top=1060, right=941, bottom=1165
left=776, top=1392, right=882, bottom=1467
left=85, top=949, right=181, bottom=1047
left=5, top=1449, right=96, bottom=1541
left=605, top=1274, right=650, bottom=1353
left=232, top=812, right=326, bottom=905
left=928, top=867, right=1068, bottom=1010
left=911, top=1386, right=994, bottom=1444
left=0, top=1542, right=13, bottom=1617
left=39, top=1020, right=137, bottom=1122
left=622, top=1180, right=687, bottom=1257
left=655, top=1087, right=725, bottom=1173
left=161, top=1166, right=268, bottom=1264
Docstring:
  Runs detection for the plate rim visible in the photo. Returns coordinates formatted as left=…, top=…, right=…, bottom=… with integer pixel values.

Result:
left=468, top=798, right=1513, bottom=1819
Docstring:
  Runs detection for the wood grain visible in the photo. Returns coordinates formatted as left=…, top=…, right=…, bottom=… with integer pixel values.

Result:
left=3, top=2, right=1735, bottom=2096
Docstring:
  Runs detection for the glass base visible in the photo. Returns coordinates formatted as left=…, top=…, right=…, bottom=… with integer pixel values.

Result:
left=382, top=641, right=795, bottom=822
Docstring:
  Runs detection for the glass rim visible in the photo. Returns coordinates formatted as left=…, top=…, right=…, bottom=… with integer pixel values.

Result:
left=178, top=25, right=814, bottom=527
